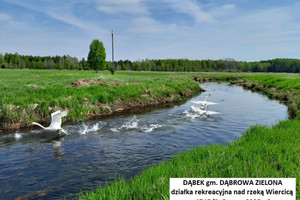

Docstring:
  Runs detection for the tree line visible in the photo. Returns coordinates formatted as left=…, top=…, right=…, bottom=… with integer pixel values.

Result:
left=1, top=52, right=300, bottom=73
left=0, top=53, right=87, bottom=70
left=114, top=58, right=300, bottom=73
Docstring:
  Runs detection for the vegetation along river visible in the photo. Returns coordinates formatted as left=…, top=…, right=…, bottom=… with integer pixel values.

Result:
left=0, top=82, right=288, bottom=199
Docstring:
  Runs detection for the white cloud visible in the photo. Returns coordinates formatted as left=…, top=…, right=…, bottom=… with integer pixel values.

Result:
left=223, top=4, right=236, bottom=9
left=208, top=3, right=236, bottom=18
left=203, top=5, right=300, bottom=60
left=162, top=0, right=215, bottom=24
left=92, top=0, right=149, bottom=15
left=121, top=3, right=300, bottom=61
left=127, top=16, right=177, bottom=34
left=0, top=13, right=11, bottom=21
left=4, top=0, right=107, bottom=38
left=0, top=14, right=90, bottom=58
left=0, top=0, right=102, bottom=58
left=46, top=10, right=107, bottom=38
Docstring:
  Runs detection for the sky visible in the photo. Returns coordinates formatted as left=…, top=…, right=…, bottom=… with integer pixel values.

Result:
left=1, top=0, right=300, bottom=61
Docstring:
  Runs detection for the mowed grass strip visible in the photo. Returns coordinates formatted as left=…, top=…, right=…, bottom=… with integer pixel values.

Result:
left=81, top=118, right=300, bottom=200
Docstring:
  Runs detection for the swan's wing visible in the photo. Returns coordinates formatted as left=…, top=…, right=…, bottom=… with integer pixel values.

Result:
left=191, top=106, right=205, bottom=114
left=205, top=101, right=218, bottom=105
left=49, top=110, right=67, bottom=129
left=191, top=105, right=200, bottom=112
left=51, top=110, right=61, bottom=117
left=191, top=100, right=206, bottom=105
left=50, top=111, right=62, bottom=129
left=59, top=110, right=67, bottom=117
left=205, top=111, right=220, bottom=115
left=192, top=100, right=218, bottom=106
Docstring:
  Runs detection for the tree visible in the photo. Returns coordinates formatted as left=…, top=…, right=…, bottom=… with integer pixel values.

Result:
left=44, top=58, right=54, bottom=69
left=37, top=59, right=44, bottom=69
left=0, top=53, right=6, bottom=68
left=87, top=39, right=106, bottom=72
left=80, top=58, right=88, bottom=70
left=58, top=57, right=64, bottom=69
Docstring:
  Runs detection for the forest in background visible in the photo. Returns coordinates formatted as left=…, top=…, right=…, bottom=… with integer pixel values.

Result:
left=1, top=52, right=300, bottom=73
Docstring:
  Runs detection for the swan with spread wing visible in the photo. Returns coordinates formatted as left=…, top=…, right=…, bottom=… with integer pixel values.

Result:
left=32, top=110, right=68, bottom=136
left=191, top=95, right=218, bottom=110
left=191, top=105, right=220, bottom=116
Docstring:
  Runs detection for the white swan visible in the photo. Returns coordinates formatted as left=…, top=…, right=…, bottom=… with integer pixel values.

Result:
left=191, top=95, right=218, bottom=110
left=32, top=110, right=68, bottom=136
left=191, top=105, right=220, bottom=116
left=191, top=105, right=206, bottom=115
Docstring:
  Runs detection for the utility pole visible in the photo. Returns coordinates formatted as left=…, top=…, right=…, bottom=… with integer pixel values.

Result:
left=111, top=30, right=115, bottom=74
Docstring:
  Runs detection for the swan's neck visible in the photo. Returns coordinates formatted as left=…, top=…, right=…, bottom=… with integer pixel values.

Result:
left=205, top=95, right=208, bottom=101
left=32, top=122, right=47, bottom=130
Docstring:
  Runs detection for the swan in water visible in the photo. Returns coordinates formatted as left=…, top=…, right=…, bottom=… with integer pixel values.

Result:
left=32, top=110, right=68, bottom=136
left=191, top=95, right=218, bottom=110
left=191, top=105, right=220, bottom=116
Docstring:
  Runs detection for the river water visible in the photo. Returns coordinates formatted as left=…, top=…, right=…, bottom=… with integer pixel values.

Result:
left=0, top=83, right=288, bottom=199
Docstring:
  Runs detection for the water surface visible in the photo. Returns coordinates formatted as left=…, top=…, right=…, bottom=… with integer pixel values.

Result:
left=0, top=83, right=288, bottom=199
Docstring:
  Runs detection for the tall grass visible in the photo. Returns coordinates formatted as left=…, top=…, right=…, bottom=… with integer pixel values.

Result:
left=81, top=118, right=300, bottom=199
left=0, top=69, right=200, bottom=128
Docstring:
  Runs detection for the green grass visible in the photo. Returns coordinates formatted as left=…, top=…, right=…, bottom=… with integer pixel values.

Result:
left=81, top=118, right=300, bottom=200
left=0, top=69, right=200, bottom=128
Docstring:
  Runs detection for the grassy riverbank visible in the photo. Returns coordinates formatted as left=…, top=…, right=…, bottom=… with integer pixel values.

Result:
left=1, top=70, right=299, bottom=129
left=81, top=118, right=300, bottom=199
left=193, top=73, right=300, bottom=117
left=0, top=69, right=200, bottom=129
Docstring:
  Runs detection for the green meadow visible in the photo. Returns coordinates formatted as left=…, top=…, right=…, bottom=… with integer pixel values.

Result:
left=0, top=69, right=200, bottom=128
left=0, top=69, right=299, bottom=199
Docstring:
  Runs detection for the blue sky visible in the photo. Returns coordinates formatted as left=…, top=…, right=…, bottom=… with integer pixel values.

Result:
left=1, top=0, right=300, bottom=61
